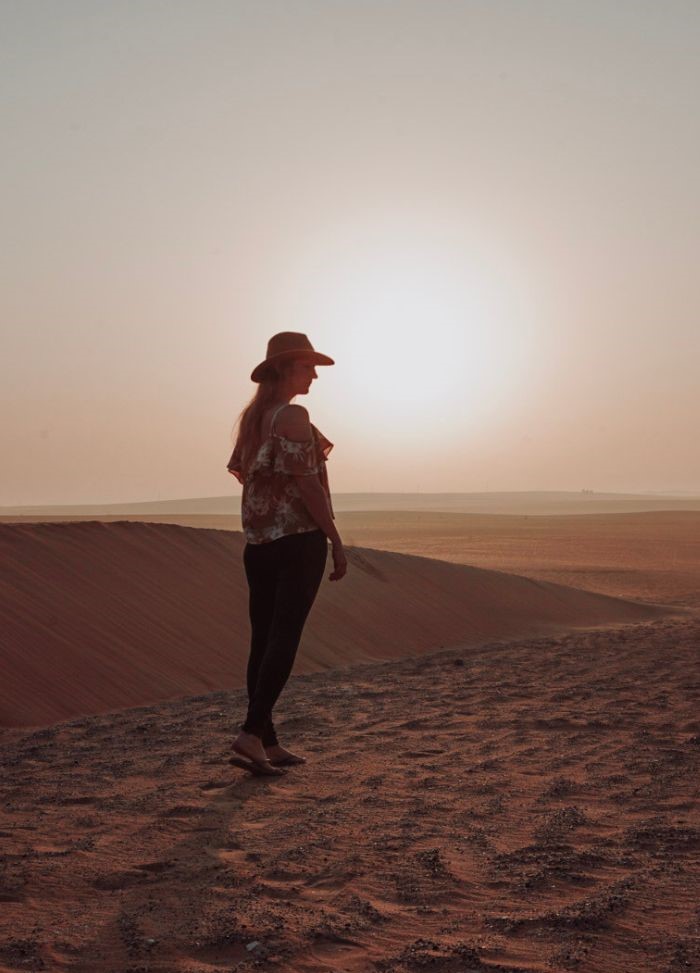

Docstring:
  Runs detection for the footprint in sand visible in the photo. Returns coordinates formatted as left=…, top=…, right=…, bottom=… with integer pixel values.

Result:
left=93, top=870, right=149, bottom=891
left=199, top=778, right=232, bottom=792
left=159, top=803, right=207, bottom=817
left=208, top=843, right=258, bottom=869
left=59, top=795, right=98, bottom=807
left=136, top=860, right=175, bottom=874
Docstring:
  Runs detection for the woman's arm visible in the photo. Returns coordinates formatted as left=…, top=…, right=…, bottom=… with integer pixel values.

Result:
left=281, top=405, right=346, bottom=578
left=294, top=475, right=342, bottom=547
left=296, top=476, right=347, bottom=580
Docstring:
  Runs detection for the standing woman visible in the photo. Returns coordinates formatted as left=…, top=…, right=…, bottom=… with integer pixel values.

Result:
left=226, top=332, right=347, bottom=776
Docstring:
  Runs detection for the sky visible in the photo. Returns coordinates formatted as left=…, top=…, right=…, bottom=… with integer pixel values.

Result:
left=2, top=0, right=699, bottom=505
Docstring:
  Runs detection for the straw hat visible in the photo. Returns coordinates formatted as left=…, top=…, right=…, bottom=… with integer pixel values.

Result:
left=250, top=332, right=335, bottom=383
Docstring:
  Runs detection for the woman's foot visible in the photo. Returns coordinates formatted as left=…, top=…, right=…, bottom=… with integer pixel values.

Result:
left=265, top=744, right=307, bottom=766
left=232, top=731, right=284, bottom=775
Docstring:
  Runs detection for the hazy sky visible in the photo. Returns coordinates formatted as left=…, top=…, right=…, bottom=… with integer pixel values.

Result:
left=2, top=0, right=699, bottom=505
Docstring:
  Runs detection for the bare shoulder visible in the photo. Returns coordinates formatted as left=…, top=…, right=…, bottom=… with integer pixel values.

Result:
left=275, top=404, right=313, bottom=441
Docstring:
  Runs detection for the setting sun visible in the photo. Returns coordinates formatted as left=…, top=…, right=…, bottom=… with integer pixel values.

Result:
left=287, top=239, right=538, bottom=441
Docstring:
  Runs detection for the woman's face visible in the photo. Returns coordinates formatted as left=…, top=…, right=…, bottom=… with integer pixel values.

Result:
left=285, top=358, right=318, bottom=395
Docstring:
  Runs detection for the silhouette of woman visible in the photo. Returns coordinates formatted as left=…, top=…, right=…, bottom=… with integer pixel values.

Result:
left=226, top=333, right=347, bottom=776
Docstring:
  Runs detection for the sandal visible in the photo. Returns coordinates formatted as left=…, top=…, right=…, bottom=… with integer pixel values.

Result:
left=231, top=740, right=285, bottom=777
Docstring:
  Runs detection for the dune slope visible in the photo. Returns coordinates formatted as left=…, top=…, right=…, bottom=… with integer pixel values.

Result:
left=0, top=521, right=666, bottom=728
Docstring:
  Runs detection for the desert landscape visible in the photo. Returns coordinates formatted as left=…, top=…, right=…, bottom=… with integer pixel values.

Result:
left=4, top=1, right=699, bottom=969
left=0, top=507, right=683, bottom=728
left=1, top=505, right=698, bottom=972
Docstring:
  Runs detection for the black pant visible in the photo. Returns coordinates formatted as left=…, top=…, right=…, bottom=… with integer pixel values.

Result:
left=241, top=528, right=327, bottom=744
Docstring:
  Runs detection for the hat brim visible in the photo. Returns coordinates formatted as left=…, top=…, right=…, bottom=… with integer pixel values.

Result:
left=250, top=350, right=335, bottom=383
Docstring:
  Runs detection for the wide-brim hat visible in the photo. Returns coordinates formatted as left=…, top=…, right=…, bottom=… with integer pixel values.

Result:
left=250, top=332, right=335, bottom=383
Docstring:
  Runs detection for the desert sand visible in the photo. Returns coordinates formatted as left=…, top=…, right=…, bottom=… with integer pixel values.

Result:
left=4, top=489, right=700, bottom=518
left=0, top=519, right=672, bottom=728
left=0, top=510, right=698, bottom=972
left=7, top=502, right=695, bottom=607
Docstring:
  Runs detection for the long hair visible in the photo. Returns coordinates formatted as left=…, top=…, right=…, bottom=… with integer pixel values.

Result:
left=229, top=359, right=295, bottom=480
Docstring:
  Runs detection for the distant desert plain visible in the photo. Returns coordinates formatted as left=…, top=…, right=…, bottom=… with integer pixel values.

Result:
left=1, top=492, right=698, bottom=972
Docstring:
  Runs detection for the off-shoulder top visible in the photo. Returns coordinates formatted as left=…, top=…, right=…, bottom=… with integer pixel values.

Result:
left=226, top=404, right=335, bottom=544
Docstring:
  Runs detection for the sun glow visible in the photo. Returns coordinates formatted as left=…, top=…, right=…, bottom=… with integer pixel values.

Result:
left=303, top=244, right=537, bottom=441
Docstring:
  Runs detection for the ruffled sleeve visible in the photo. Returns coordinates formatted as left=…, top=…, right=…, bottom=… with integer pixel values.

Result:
left=314, top=425, right=334, bottom=460
left=226, top=446, right=244, bottom=485
left=273, top=426, right=333, bottom=476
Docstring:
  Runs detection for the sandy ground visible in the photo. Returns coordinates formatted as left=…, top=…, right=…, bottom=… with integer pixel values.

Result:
left=0, top=511, right=698, bottom=971
left=0, top=616, right=698, bottom=972
left=335, top=511, right=700, bottom=610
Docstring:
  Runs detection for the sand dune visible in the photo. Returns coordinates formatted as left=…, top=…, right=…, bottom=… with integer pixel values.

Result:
left=336, top=510, right=700, bottom=609
left=0, top=514, right=696, bottom=971
left=7, top=509, right=696, bottom=608
left=0, top=520, right=667, bottom=728
left=0, top=614, right=697, bottom=972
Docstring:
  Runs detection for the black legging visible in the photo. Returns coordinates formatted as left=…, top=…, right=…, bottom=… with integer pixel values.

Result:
left=241, top=528, right=327, bottom=744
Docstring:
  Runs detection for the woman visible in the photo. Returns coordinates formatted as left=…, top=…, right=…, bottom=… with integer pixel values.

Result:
left=226, top=332, right=347, bottom=776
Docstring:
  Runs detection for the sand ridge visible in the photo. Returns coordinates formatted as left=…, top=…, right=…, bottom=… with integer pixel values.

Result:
left=6, top=508, right=696, bottom=607
left=0, top=520, right=667, bottom=729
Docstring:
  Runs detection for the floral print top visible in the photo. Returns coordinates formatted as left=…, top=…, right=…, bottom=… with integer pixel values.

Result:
left=226, top=406, right=334, bottom=544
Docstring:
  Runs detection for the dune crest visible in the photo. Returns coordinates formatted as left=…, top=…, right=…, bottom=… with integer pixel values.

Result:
left=0, top=521, right=666, bottom=728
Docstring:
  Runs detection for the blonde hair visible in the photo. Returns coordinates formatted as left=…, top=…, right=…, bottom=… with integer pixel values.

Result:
left=230, top=359, right=295, bottom=478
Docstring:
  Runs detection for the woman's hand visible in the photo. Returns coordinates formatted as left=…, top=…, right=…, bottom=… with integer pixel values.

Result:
left=329, top=540, right=347, bottom=581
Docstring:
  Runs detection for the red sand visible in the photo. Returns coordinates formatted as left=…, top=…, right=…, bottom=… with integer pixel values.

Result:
left=0, top=520, right=665, bottom=728
left=0, top=617, right=698, bottom=972
left=0, top=513, right=697, bottom=972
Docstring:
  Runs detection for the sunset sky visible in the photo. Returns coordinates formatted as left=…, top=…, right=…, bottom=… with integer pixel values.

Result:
left=2, top=0, right=698, bottom=505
